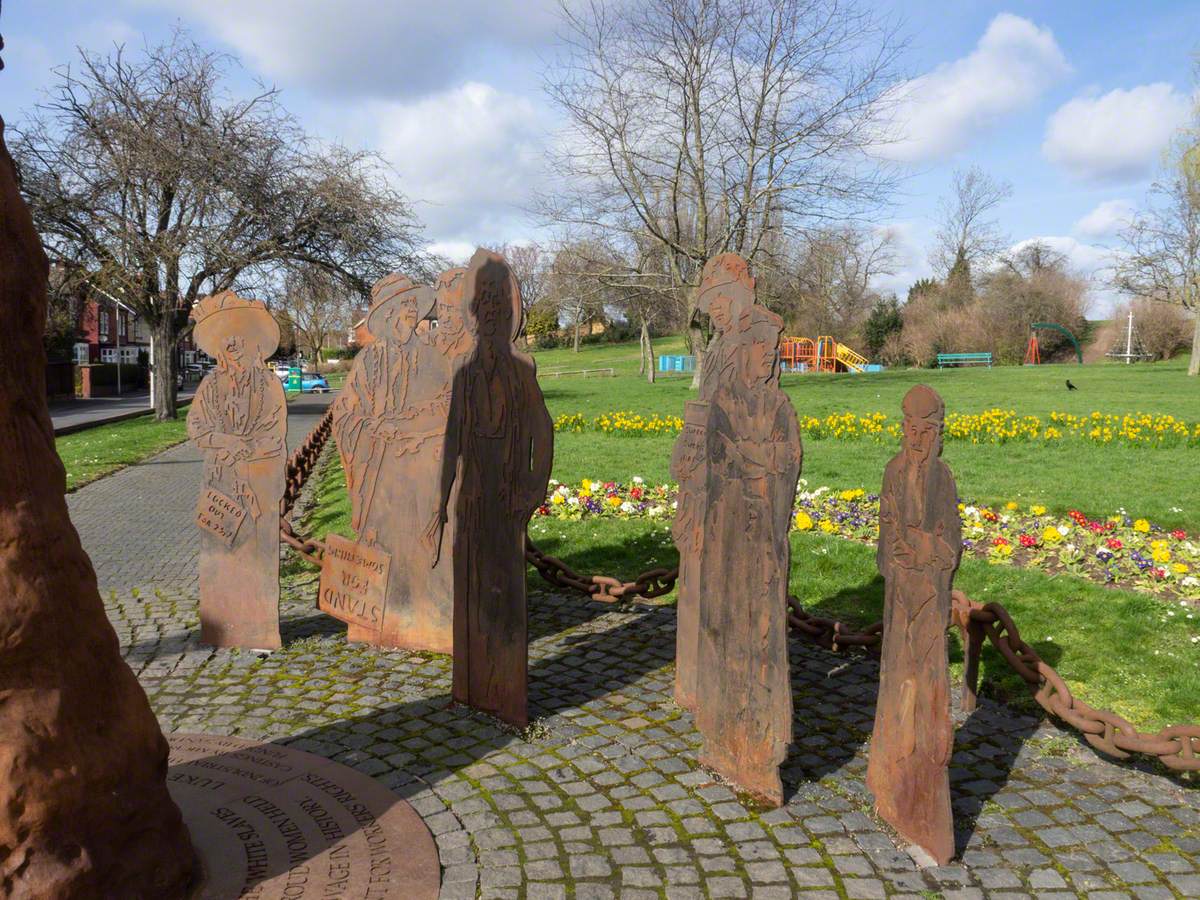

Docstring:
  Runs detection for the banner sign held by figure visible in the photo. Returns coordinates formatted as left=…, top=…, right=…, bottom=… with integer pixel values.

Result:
left=318, top=534, right=391, bottom=631
left=194, top=487, right=246, bottom=548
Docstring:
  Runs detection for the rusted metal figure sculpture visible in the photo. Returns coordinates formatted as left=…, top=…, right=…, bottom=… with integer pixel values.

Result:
left=695, top=304, right=801, bottom=807
left=429, top=249, right=554, bottom=728
left=672, top=253, right=759, bottom=710
left=867, top=385, right=962, bottom=865
left=332, top=274, right=454, bottom=651
left=0, top=113, right=196, bottom=897
left=188, top=292, right=287, bottom=650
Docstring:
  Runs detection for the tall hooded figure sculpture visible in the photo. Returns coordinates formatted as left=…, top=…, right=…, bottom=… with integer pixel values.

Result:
left=332, top=273, right=452, bottom=650
left=0, top=113, right=197, bottom=894
left=428, top=248, right=554, bottom=728
left=187, top=291, right=288, bottom=650
left=695, top=303, right=801, bottom=807
left=671, top=253, right=758, bottom=711
left=867, top=384, right=962, bottom=865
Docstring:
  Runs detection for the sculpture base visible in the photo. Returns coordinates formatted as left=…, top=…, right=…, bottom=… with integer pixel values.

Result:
left=167, top=733, right=440, bottom=899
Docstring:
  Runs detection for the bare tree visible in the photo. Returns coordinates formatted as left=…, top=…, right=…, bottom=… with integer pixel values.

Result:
left=280, top=265, right=356, bottom=365
left=1113, top=88, right=1200, bottom=374
left=541, top=0, right=901, bottom=385
left=547, top=242, right=612, bottom=353
left=13, top=32, right=425, bottom=418
left=500, top=242, right=550, bottom=345
left=930, top=165, right=1013, bottom=280
left=772, top=224, right=897, bottom=338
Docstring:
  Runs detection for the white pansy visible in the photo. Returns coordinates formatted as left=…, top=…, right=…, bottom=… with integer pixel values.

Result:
left=632, top=476, right=644, bottom=484
left=620, top=501, right=635, bottom=514
left=567, top=496, right=580, bottom=507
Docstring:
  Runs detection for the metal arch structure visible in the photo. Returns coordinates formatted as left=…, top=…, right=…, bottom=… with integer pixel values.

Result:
left=1031, top=322, right=1083, bottom=365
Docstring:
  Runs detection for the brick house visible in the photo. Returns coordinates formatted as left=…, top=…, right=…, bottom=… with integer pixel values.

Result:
left=73, top=297, right=199, bottom=368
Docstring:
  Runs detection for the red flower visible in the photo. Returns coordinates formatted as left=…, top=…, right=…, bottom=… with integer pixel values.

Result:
left=1172, top=529, right=1187, bottom=540
left=630, top=487, right=644, bottom=500
left=537, top=504, right=550, bottom=516
left=993, top=536, right=1010, bottom=546
left=1152, top=567, right=1166, bottom=579
left=1088, top=522, right=1105, bottom=534
left=982, top=510, right=998, bottom=522
left=1019, top=534, right=1036, bottom=548
left=1068, top=509, right=1088, bottom=525
left=1106, top=538, right=1123, bottom=550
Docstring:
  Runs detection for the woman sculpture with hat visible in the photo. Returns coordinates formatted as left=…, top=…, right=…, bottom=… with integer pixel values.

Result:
left=332, top=272, right=453, bottom=651
left=187, top=290, right=287, bottom=650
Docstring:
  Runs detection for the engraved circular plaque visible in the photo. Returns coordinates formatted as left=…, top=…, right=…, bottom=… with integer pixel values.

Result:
left=167, top=733, right=440, bottom=899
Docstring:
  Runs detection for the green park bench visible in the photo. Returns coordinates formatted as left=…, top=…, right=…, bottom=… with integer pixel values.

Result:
left=936, top=352, right=992, bottom=368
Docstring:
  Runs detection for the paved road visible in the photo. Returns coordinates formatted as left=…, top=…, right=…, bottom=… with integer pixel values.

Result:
left=67, top=393, right=332, bottom=596
left=51, top=387, right=197, bottom=434
left=67, top=396, right=1199, bottom=900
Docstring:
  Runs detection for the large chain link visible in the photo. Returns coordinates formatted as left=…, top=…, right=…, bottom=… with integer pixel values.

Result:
left=278, top=409, right=334, bottom=565
left=523, top=537, right=677, bottom=601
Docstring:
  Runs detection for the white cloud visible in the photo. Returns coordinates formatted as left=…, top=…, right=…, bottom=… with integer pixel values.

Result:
left=425, top=241, right=477, bottom=265
left=369, top=82, right=551, bottom=244
left=1073, top=199, right=1134, bottom=239
left=1006, top=235, right=1124, bottom=313
left=877, top=14, right=1069, bottom=163
left=138, top=0, right=561, bottom=97
left=1043, top=84, right=1191, bottom=182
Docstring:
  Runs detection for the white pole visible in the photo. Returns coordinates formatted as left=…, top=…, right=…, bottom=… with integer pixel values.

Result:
left=1126, top=309, right=1134, bottom=364
left=115, top=302, right=122, bottom=395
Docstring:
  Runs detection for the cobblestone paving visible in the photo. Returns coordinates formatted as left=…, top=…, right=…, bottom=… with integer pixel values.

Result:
left=67, top=396, right=333, bottom=595
left=69, top=427, right=1199, bottom=899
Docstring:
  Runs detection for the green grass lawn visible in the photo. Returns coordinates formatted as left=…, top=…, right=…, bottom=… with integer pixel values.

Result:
left=535, top=340, right=1200, bottom=530
left=303, top=451, right=1200, bottom=733
left=57, top=413, right=190, bottom=491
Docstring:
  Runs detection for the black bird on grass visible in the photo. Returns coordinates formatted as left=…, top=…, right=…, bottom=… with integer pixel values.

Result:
left=1066, top=379, right=1078, bottom=391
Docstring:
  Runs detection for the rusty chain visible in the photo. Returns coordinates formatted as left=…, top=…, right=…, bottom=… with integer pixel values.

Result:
left=527, top=548, right=1200, bottom=772
left=523, top=538, right=677, bottom=602
left=275, top=410, right=1199, bottom=772
left=278, top=409, right=333, bottom=566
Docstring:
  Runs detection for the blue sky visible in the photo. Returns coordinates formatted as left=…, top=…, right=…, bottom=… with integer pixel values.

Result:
left=3, top=1, right=1197, bottom=312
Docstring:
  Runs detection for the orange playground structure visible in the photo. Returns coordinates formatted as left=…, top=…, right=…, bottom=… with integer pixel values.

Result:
left=779, top=336, right=871, bottom=373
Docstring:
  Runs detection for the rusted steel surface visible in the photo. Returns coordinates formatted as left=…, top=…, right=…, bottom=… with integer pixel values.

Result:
left=331, top=273, right=453, bottom=651
left=188, top=291, right=288, bottom=651
left=673, top=254, right=759, bottom=711
left=866, top=385, right=961, bottom=865
left=0, top=113, right=196, bottom=897
left=429, top=248, right=554, bottom=728
left=694, top=298, right=801, bottom=808
left=668, top=400, right=709, bottom=710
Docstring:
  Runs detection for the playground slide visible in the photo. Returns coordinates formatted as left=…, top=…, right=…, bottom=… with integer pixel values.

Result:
left=835, top=343, right=868, bottom=373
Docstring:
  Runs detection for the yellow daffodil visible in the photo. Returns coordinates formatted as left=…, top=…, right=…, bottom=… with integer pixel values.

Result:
left=795, top=511, right=814, bottom=531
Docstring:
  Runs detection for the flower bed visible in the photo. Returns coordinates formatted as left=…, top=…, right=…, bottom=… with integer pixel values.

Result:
left=535, top=478, right=1200, bottom=604
left=552, top=408, right=1200, bottom=447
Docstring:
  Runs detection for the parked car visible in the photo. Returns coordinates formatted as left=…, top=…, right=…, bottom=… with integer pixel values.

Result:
left=300, top=372, right=330, bottom=393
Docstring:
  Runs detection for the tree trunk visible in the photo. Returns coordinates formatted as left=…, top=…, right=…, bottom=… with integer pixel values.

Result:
left=573, top=318, right=581, bottom=352
left=150, top=319, right=180, bottom=420
left=689, top=320, right=705, bottom=390
left=1189, top=312, right=1200, bottom=376
left=642, top=320, right=656, bottom=384
left=639, top=323, right=647, bottom=375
